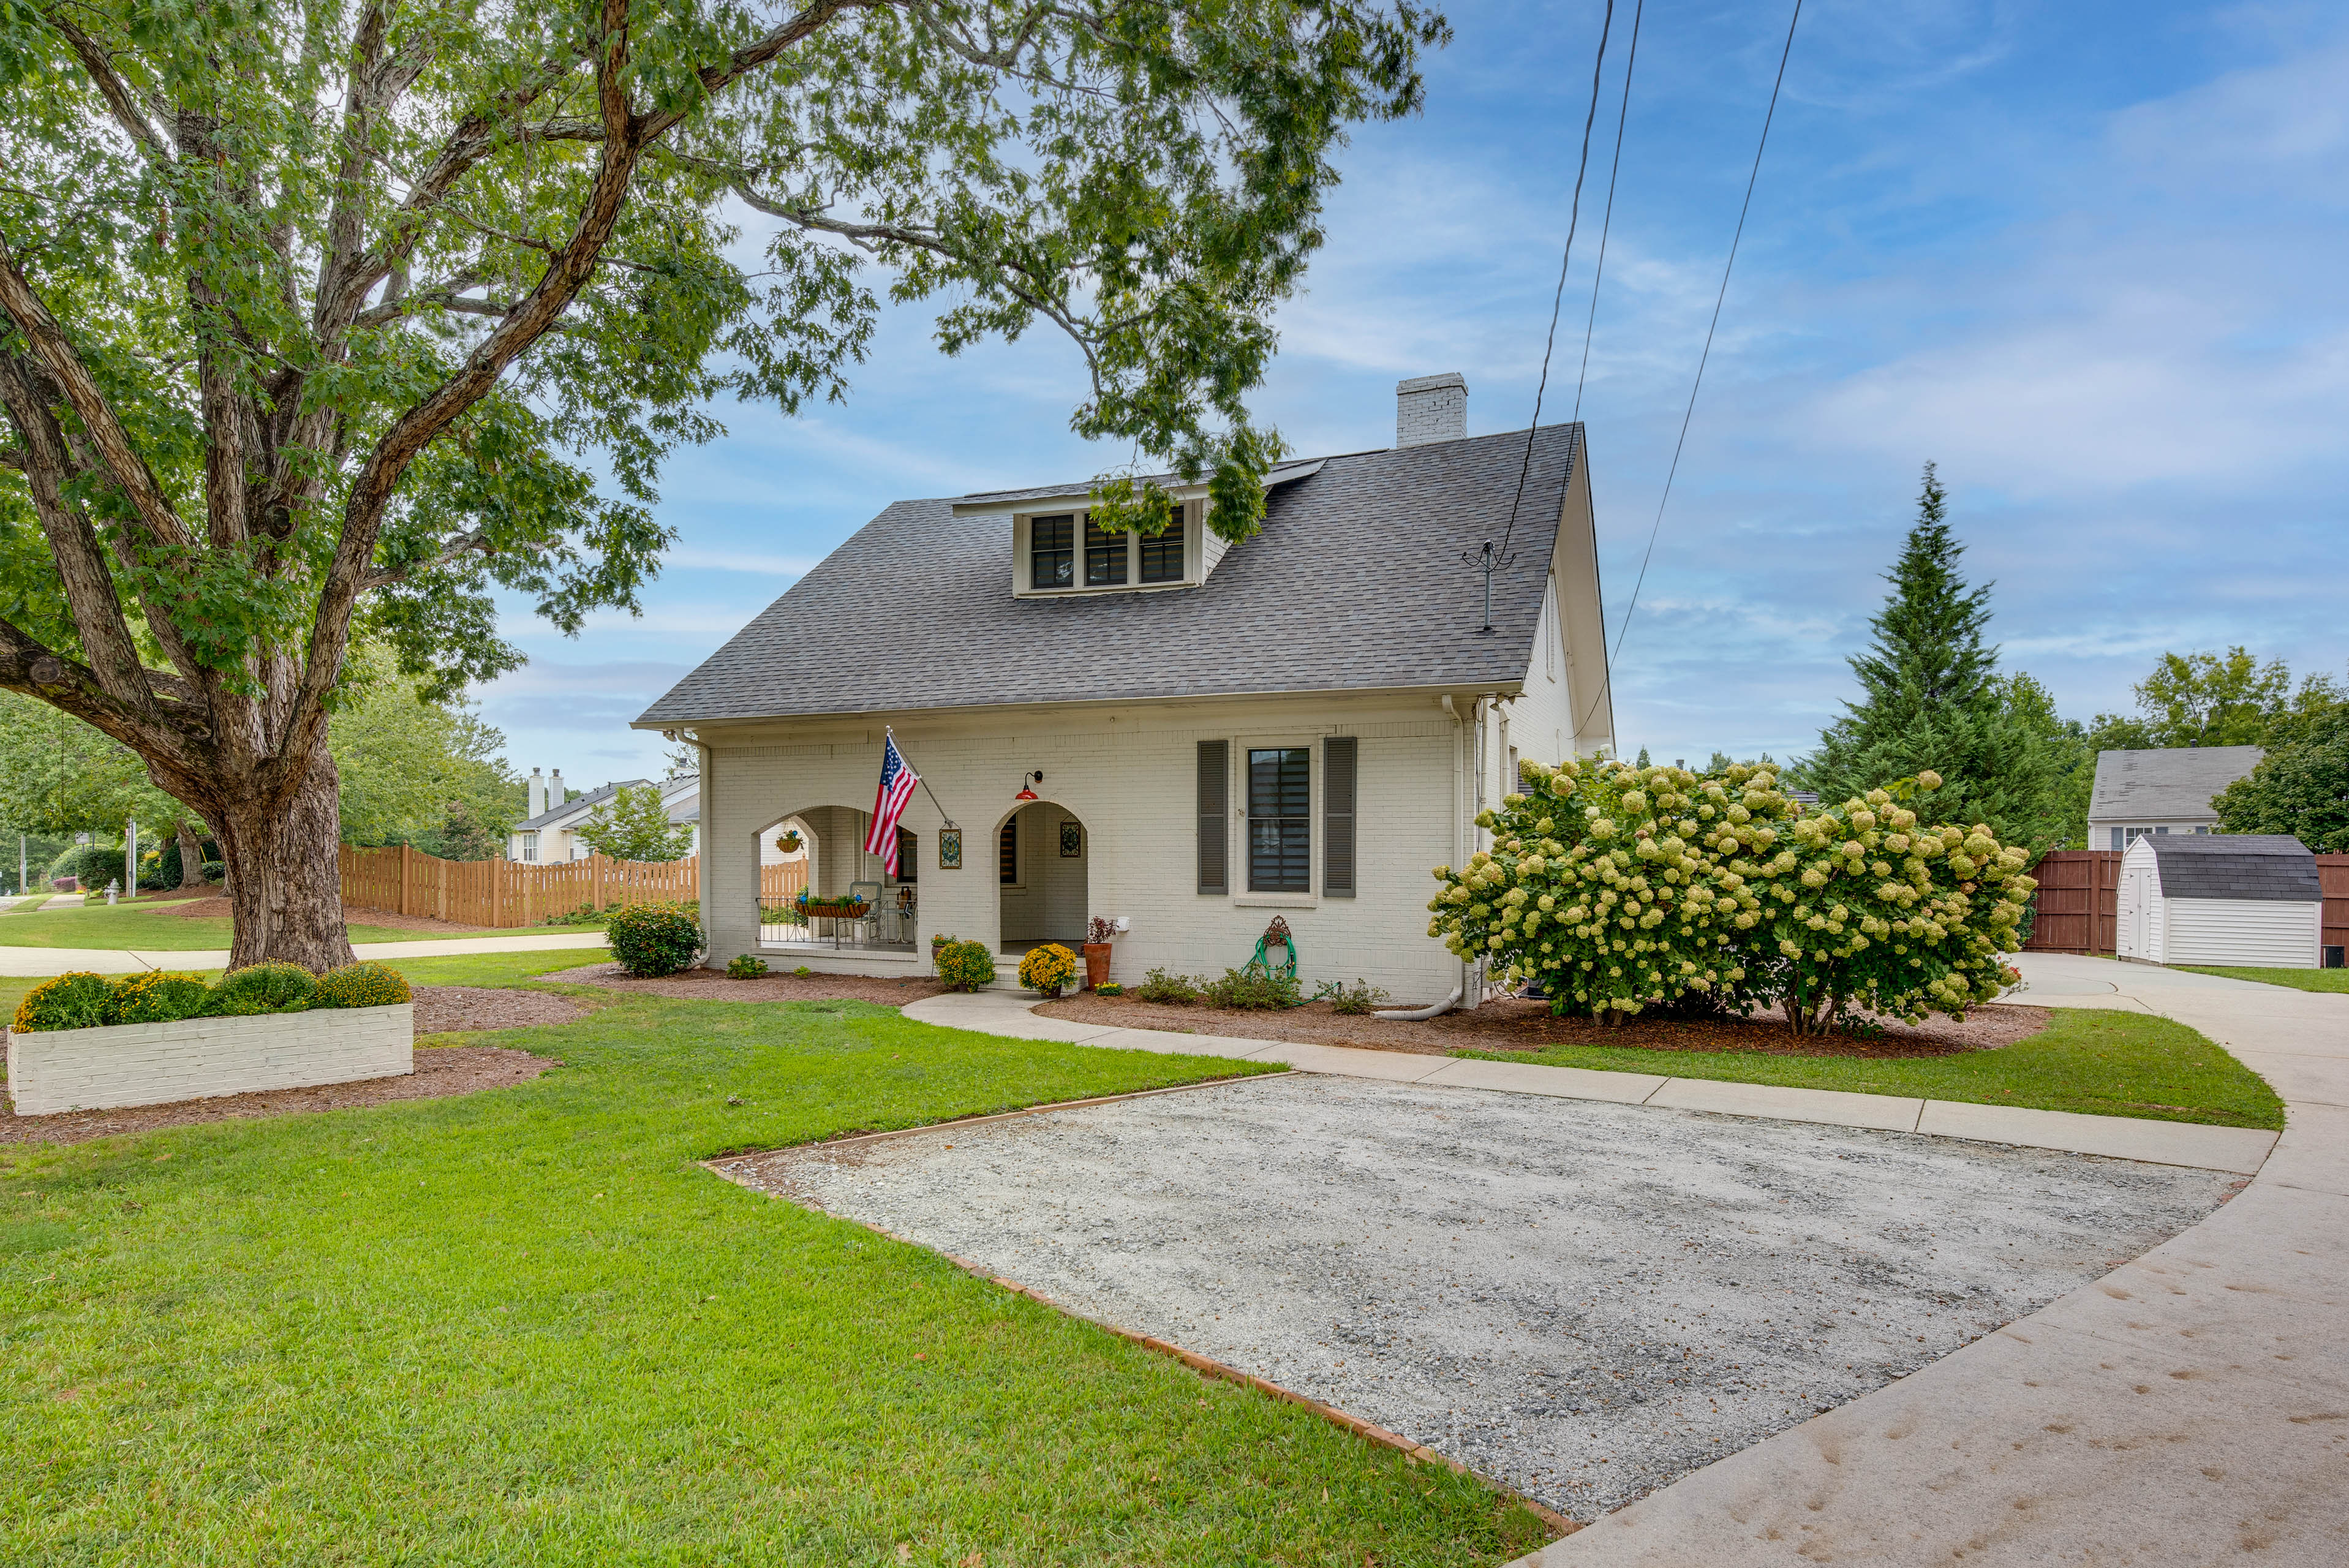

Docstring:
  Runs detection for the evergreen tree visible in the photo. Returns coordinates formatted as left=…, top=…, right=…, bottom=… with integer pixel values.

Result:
left=1799, top=465, right=2065, bottom=850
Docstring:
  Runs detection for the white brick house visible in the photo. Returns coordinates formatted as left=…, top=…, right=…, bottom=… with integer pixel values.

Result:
left=635, top=376, right=1615, bottom=1002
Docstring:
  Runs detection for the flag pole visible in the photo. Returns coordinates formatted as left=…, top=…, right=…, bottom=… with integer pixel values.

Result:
left=885, top=726, right=959, bottom=828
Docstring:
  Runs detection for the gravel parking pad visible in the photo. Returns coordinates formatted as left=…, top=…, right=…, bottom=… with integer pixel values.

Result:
left=730, top=1073, right=2236, bottom=1520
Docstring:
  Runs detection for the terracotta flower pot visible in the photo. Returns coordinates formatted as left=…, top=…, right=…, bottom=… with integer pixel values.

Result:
left=1082, top=942, right=1114, bottom=990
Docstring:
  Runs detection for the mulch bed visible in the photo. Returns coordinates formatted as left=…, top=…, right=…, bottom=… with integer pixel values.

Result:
left=1036, top=992, right=2053, bottom=1060
left=165, top=897, right=494, bottom=936
left=1, top=1044, right=557, bottom=1147
left=542, top=962, right=949, bottom=1005
left=413, top=986, right=588, bottom=1034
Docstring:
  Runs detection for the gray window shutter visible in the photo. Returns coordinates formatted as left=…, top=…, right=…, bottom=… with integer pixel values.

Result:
left=1324, top=736, right=1357, bottom=897
left=1197, top=740, right=1227, bottom=894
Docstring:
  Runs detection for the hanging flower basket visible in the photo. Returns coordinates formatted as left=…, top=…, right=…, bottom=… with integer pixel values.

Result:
left=774, top=830, right=802, bottom=853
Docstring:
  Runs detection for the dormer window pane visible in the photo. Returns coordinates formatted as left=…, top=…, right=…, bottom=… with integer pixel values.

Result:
left=1141, top=508, right=1185, bottom=583
left=1031, top=514, right=1076, bottom=587
left=1084, top=519, right=1128, bottom=586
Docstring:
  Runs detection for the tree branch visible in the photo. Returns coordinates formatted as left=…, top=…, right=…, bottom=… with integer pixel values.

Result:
left=0, top=233, right=197, bottom=556
left=41, top=6, right=171, bottom=162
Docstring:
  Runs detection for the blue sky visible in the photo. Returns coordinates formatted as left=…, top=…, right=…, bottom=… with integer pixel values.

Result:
left=478, top=0, right=2349, bottom=788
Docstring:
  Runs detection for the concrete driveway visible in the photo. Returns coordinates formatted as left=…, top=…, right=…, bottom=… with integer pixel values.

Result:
left=1521, top=954, right=2349, bottom=1567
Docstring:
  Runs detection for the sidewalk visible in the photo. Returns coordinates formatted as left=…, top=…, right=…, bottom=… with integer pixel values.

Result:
left=1515, top=955, right=2349, bottom=1566
left=0, top=930, right=609, bottom=978
left=900, top=979, right=2277, bottom=1174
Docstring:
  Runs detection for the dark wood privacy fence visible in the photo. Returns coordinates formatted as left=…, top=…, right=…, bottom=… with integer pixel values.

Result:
left=2022, top=847, right=2349, bottom=959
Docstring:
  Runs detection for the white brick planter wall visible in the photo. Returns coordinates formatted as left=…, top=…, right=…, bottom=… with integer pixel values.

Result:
left=5, top=1005, right=413, bottom=1117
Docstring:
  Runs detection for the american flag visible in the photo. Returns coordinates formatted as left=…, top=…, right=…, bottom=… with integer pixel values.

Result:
left=862, top=732, right=920, bottom=876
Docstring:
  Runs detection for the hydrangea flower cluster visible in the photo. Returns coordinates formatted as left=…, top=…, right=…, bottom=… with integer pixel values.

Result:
left=1425, top=759, right=2031, bottom=1035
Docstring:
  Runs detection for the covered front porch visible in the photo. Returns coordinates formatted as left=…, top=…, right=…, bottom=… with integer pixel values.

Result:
left=752, top=804, right=919, bottom=956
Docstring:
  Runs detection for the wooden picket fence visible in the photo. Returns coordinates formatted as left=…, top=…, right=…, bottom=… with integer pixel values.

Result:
left=339, top=846, right=809, bottom=929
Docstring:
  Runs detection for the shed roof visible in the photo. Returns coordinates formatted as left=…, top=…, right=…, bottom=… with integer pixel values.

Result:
left=636, top=424, right=1578, bottom=726
left=2144, top=834, right=2321, bottom=902
left=2089, top=747, right=2263, bottom=822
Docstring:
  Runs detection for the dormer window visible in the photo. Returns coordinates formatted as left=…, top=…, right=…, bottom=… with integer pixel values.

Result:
left=1084, top=519, right=1128, bottom=586
left=1030, top=513, right=1076, bottom=589
left=1140, top=511, right=1185, bottom=584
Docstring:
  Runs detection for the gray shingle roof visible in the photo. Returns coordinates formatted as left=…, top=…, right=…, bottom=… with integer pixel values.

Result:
left=2089, top=747, right=2263, bottom=821
left=513, top=778, right=646, bottom=832
left=2147, top=834, right=2321, bottom=902
left=636, top=425, right=1579, bottom=726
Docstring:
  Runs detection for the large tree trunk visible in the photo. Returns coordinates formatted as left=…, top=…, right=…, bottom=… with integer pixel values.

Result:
left=211, top=745, right=353, bottom=972
left=173, top=817, right=209, bottom=892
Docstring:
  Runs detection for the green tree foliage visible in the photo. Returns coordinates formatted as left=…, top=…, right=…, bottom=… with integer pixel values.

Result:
left=0, top=0, right=1444, bottom=967
left=1800, top=464, right=2065, bottom=851
left=2049, top=649, right=2346, bottom=847
left=2214, top=712, right=2349, bottom=851
left=329, top=657, right=524, bottom=851
left=575, top=783, right=692, bottom=863
left=1427, top=758, right=2029, bottom=1035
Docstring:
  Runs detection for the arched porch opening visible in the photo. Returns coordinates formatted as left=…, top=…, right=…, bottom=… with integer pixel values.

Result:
left=995, top=799, right=1087, bottom=957
left=752, top=805, right=919, bottom=952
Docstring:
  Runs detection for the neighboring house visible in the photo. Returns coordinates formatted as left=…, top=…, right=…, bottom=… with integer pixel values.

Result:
left=2116, top=834, right=2321, bottom=968
left=633, top=372, right=1616, bottom=1001
left=506, top=771, right=700, bottom=862
left=2087, top=745, right=2264, bottom=851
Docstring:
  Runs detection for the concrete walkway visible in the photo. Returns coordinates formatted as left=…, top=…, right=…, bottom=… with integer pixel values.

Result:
left=900, top=978, right=2277, bottom=1175
left=1506, top=956, right=2348, bottom=1566
left=0, top=930, right=609, bottom=977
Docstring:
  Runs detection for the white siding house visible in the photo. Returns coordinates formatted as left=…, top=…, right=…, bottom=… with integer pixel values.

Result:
left=2087, top=746, right=2263, bottom=851
left=2116, top=834, right=2321, bottom=968
left=506, top=772, right=703, bottom=862
left=633, top=375, right=1615, bottom=1001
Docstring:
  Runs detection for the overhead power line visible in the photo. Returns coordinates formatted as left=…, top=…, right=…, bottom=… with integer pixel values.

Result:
left=1480, top=0, right=1617, bottom=608
left=1570, top=0, right=1645, bottom=428
left=1580, top=0, right=1804, bottom=741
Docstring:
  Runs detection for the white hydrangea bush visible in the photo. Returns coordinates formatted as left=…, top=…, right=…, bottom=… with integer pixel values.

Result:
left=1425, top=759, right=2030, bottom=1033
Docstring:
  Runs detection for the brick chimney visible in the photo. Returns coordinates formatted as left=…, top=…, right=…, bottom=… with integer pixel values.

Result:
left=1396, top=372, right=1467, bottom=447
left=527, top=767, right=546, bottom=818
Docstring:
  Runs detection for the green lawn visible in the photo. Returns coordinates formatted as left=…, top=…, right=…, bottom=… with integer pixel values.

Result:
left=1455, top=1007, right=2283, bottom=1130
left=0, top=975, right=1545, bottom=1564
left=0, top=900, right=462, bottom=950
left=2179, top=966, right=2349, bottom=993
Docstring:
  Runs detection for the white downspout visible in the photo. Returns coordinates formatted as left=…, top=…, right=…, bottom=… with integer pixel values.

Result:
left=1378, top=692, right=1474, bottom=1021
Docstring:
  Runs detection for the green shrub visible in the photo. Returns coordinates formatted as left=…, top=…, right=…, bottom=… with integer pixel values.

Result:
left=104, top=971, right=213, bottom=1026
left=792, top=965, right=813, bottom=978
left=1093, top=981, right=1125, bottom=997
left=540, top=902, right=607, bottom=928
left=1133, top=967, right=1202, bottom=1004
left=1202, top=967, right=1301, bottom=1010
left=935, top=939, right=997, bottom=993
left=1428, top=759, right=2032, bottom=1034
left=1016, top=943, right=1078, bottom=995
left=315, top=962, right=413, bottom=1009
left=726, top=954, right=771, bottom=979
left=12, top=972, right=115, bottom=1033
left=47, top=845, right=123, bottom=891
left=1314, top=978, right=1391, bottom=1015
left=199, top=860, right=226, bottom=882
left=206, top=962, right=319, bottom=1017
left=605, top=900, right=704, bottom=977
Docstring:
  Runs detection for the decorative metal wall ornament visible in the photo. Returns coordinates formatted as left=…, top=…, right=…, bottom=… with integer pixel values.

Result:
left=1060, top=820, right=1084, bottom=857
left=938, top=827, right=963, bottom=870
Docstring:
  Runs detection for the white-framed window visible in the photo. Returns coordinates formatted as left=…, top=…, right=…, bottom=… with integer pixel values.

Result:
left=519, top=831, right=540, bottom=862
left=1016, top=503, right=1198, bottom=594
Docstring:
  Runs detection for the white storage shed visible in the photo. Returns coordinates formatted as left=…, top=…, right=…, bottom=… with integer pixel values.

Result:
left=2116, top=834, right=2322, bottom=968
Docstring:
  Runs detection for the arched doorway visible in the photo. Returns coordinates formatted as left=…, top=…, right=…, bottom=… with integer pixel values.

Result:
left=754, top=805, right=918, bottom=951
left=997, top=800, right=1087, bottom=956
